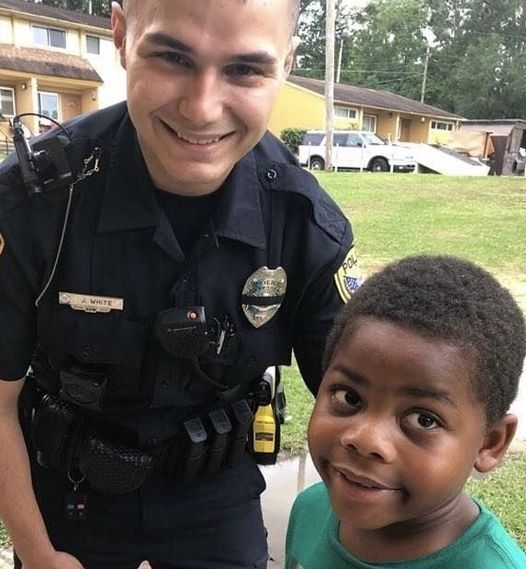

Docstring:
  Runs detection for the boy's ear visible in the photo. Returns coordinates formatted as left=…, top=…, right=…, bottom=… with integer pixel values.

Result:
left=474, top=414, right=517, bottom=473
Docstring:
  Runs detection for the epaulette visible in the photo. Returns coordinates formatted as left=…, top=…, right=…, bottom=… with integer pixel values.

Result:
left=257, top=160, right=349, bottom=244
left=0, top=102, right=126, bottom=219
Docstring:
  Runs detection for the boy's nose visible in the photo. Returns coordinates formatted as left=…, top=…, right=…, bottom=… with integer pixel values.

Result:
left=340, top=417, right=396, bottom=463
left=178, top=72, right=224, bottom=127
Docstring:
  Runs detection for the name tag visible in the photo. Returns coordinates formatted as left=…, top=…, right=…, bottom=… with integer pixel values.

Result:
left=59, top=292, right=124, bottom=313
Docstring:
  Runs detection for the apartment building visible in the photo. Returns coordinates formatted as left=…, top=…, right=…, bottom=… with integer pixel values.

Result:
left=0, top=0, right=125, bottom=143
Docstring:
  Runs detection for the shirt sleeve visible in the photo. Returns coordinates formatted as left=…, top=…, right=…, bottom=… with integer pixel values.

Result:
left=0, top=205, right=40, bottom=379
left=293, top=221, right=355, bottom=395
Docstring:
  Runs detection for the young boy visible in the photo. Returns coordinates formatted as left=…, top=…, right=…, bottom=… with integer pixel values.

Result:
left=286, top=255, right=526, bottom=568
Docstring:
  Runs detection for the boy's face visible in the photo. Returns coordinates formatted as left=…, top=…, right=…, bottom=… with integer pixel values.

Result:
left=309, top=317, right=489, bottom=538
left=112, top=0, right=295, bottom=195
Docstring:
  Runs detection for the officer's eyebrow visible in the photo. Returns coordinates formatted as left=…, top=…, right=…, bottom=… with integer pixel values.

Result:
left=143, top=32, right=278, bottom=66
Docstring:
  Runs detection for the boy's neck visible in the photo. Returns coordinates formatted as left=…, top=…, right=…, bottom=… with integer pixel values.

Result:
left=339, top=493, right=480, bottom=563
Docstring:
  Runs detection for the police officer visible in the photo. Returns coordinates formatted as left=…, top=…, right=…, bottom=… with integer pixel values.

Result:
left=0, top=1, right=357, bottom=568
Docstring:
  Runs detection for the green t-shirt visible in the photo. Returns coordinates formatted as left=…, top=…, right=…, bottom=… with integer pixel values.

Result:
left=286, top=482, right=526, bottom=569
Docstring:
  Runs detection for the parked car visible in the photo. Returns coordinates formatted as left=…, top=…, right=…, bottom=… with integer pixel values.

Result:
left=298, top=130, right=416, bottom=172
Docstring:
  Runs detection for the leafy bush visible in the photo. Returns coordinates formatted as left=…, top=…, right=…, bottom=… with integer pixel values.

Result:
left=280, top=127, right=307, bottom=155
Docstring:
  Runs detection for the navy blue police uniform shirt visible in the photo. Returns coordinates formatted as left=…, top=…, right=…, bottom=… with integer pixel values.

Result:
left=0, top=102, right=354, bottom=448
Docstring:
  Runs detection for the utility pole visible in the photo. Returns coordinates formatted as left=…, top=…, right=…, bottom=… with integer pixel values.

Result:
left=336, top=39, right=344, bottom=83
left=325, top=0, right=336, bottom=172
left=420, top=44, right=431, bottom=103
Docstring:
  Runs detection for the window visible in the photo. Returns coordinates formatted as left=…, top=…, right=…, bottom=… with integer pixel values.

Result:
left=33, top=25, right=66, bottom=48
left=86, top=35, right=100, bottom=55
left=347, top=133, right=364, bottom=147
left=334, top=133, right=349, bottom=146
left=0, top=87, right=15, bottom=118
left=38, top=91, right=59, bottom=121
left=431, top=120, right=454, bottom=131
left=301, top=132, right=324, bottom=146
left=362, top=114, right=377, bottom=133
left=334, top=106, right=357, bottom=119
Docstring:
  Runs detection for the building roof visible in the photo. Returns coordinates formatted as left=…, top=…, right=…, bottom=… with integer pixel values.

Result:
left=0, top=43, right=102, bottom=82
left=459, top=119, right=526, bottom=137
left=288, top=75, right=463, bottom=120
left=0, top=0, right=110, bottom=30
left=463, top=119, right=526, bottom=127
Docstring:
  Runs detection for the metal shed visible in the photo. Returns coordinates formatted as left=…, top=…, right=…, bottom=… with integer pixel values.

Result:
left=458, top=119, right=526, bottom=176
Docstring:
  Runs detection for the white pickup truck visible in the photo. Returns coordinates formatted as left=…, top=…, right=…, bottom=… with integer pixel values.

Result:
left=298, top=130, right=416, bottom=172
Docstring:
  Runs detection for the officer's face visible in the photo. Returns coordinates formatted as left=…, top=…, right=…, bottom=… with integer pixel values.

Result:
left=112, top=0, right=295, bottom=196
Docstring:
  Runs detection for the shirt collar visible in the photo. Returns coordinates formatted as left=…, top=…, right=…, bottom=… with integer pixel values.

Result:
left=96, top=113, right=159, bottom=234
left=96, top=110, right=266, bottom=251
left=213, top=150, right=266, bottom=250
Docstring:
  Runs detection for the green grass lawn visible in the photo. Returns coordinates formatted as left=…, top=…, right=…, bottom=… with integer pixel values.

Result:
left=317, top=172, right=526, bottom=277
left=279, top=170, right=526, bottom=549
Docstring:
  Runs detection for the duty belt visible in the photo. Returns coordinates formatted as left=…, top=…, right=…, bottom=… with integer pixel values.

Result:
left=30, top=393, right=254, bottom=495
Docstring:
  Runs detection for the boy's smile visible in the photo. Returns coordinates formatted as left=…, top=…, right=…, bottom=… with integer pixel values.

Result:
left=309, top=317, right=488, bottom=560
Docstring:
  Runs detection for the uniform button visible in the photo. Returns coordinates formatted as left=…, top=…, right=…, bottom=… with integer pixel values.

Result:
left=266, top=169, right=278, bottom=181
left=147, top=437, right=158, bottom=446
left=247, top=357, right=256, bottom=367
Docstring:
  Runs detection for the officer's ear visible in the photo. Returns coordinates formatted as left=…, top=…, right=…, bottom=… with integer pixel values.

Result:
left=282, top=36, right=300, bottom=79
left=111, top=1, right=127, bottom=70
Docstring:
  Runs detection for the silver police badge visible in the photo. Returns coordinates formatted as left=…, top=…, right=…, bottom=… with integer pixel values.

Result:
left=241, top=266, right=287, bottom=328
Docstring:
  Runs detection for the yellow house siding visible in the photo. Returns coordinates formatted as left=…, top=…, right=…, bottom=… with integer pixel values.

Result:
left=268, top=83, right=325, bottom=136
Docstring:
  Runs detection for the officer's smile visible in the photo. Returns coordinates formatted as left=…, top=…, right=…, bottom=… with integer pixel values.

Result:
left=160, top=119, right=235, bottom=150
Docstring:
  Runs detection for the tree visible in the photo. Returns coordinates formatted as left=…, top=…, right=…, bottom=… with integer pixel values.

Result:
left=34, top=0, right=110, bottom=17
left=343, top=0, right=429, bottom=101
left=426, top=0, right=526, bottom=118
left=295, top=0, right=351, bottom=79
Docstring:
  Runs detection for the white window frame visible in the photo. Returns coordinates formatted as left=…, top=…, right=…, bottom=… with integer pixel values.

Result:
left=334, top=105, right=358, bottom=120
left=32, top=25, right=67, bottom=49
left=430, top=120, right=454, bottom=131
left=86, top=35, right=101, bottom=55
left=0, top=87, right=15, bottom=118
left=362, top=113, right=377, bottom=133
left=37, top=91, right=60, bottom=123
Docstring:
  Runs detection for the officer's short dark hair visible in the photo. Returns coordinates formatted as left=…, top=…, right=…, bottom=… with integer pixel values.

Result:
left=323, top=255, right=526, bottom=426
left=123, top=0, right=301, bottom=35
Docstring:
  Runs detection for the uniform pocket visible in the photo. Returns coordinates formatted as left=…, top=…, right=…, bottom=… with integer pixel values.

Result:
left=38, top=306, right=149, bottom=405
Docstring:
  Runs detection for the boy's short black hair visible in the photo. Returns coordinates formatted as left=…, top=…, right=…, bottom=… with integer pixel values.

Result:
left=323, top=255, right=526, bottom=425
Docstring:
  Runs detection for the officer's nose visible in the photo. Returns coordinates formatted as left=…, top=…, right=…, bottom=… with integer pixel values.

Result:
left=178, top=72, right=224, bottom=127
left=340, top=414, right=396, bottom=463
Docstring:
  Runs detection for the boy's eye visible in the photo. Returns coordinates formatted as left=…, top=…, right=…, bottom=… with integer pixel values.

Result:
left=331, top=386, right=362, bottom=410
left=404, top=411, right=442, bottom=431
